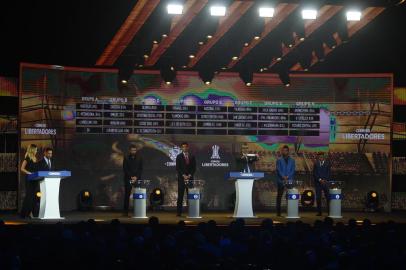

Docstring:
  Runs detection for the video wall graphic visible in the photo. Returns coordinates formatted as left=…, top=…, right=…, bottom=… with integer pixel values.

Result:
left=20, top=64, right=392, bottom=211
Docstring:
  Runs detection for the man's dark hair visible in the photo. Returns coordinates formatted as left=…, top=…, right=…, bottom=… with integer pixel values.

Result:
left=282, top=145, right=289, bottom=150
left=45, top=147, right=53, bottom=152
left=180, top=142, right=188, bottom=147
left=129, top=144, right=137, bottom=150
left=317, top=152, right=324, bottom=156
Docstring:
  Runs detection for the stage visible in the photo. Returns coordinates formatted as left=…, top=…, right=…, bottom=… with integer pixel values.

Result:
left=2, top=211, right=406, bottom=225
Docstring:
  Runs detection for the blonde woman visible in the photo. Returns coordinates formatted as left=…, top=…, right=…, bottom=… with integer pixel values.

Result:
left=20, top=144, right=38, bottom=218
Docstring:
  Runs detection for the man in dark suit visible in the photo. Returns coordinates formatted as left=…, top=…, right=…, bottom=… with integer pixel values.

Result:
left=122, top=144, right=143, bottom=216
left=175, top=142, right=196, bottom=217
left=275, top=145, right=296, bottom=216
left=37, top=147, right=54, bottom=171
left=313, top=152, right=331, bottom=216
left=235, top=144, right=259, bottom=172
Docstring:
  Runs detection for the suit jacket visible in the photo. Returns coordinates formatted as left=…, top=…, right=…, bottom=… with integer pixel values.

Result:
left=235, top=155, right=258, bottom=172
left=276, top=157, right=295, bottom=185
left=37, top=158, right=54, bottom=171
left=123, top=154, right=143, bottom=180
left=313, top=160, right=331, bottom=185
left=176, top=152, right=196, bottom=179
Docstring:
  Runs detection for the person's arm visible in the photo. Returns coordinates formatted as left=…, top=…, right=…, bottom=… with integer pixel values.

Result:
left=176, top=154, right=182, bottom=175
left=20, top=159, right=32, bottom=175
left=276, top=159, right=284, bottom=184
left=313, top=162, right=320, bottom=182
left=123, top=157, right=130, bottom=177
left=190, top=156, right=196, bottom=176
left=135, top=156, right=143, bottom=179
left=288, top=159, right=295, bottom=180
left=326, top=161, right=331, bottom=181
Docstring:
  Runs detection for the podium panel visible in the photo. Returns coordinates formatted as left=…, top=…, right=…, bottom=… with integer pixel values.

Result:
left=328, top=181, right=344, bottom=218
left=132, top=180, right=150, bottom=219
left=186, top=180, right=204, bottom=219
left=227, top=172, right=264, bottom=218
left=28, top=171, right=71, bottom=219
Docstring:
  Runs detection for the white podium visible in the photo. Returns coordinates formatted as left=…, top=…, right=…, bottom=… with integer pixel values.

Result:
left=132, top=179, right=150, bottom=219
left=286, top=181, right=302, bottom=219
left=328, top=181, right=344, bottom=218
left=186, top=180, right=205, bottom=219
left=227, top=172, right=264, bottom=218
left=28, top=171, right=71, bottom=219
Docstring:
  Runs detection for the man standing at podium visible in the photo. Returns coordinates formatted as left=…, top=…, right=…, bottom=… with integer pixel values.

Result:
left=313, top=152, right=331, bottom=216
left=236, top=144, right=259, bottom=173
left=37, top=148, right=54, bottom=171
left=122, top=144, right=143, bottom=216
left=175, top=142, right=196, bottom=217
left=276, top=145, right=296, bottom=216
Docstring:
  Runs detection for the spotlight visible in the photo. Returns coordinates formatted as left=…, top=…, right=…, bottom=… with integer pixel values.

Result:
left=189, top=54, right=195, bottom=58
left=160, top=64, right=176, bottom=84
left=254, top=36, right=260, bottom=40
left=259, top=7, right=274, bottom=18
left=325, top=35, right=337, bottom=49
left=143, top=54, right=149, bottom=59
left=239, top=66, right=253, bottom=86
left=198, top=41, right=204, bottom=45
left=207, top=35, right=213, bottom=39
left=78, top=190, right=93, bottom=211
left=346, top=10, right=361, bottom=21
left=232, top=56, right=239, bottom=60
left=302, top=9, right=317, bottom=20
left=150, top=188, right=164, bottom=210
left=153, top=40, right=158, bottom=44
left=365, top=191, right=379, bottom=212
left=301, top=190, right=315, bottom=207
left=162, top=34, right=168, bottom=38
left=199, top=67, right=215, bottom=85
left=167, top=4, right=184, bottom=15
left=36, top=191, right=41, bottom=198
left=298, top=45, right=312, bottom=71
left=118, top=62, right=133, bottom=87
left=244, top=42, right=249, bottom=47
left=278, top=70, right=290, bottom=87
left=210, top=6, right=226, bottom=16
left=314, top=40, right=325, bottom=61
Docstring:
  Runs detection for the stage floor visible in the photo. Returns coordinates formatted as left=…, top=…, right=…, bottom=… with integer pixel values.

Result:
left=2, top=211, right=406, bottom=225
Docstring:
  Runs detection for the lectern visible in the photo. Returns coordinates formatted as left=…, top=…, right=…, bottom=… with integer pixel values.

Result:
left=132, top=179, right=150, bottom=219
left=227, top=172, right=264, bottom=218
left=328, top=181, right=344, bottom=218
left=28, top=171, right=71, bottom=219
left=186, top=179, right=205, bottom=219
